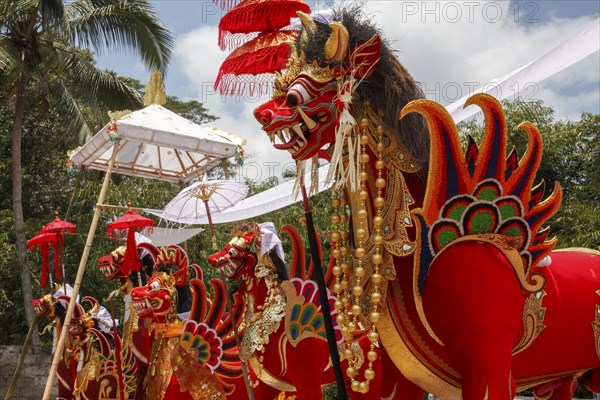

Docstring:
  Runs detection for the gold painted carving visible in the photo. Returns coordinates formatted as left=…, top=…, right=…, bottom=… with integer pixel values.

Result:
left=248, top=355, right=296, bottom=392
left=281, top=280, right=328, bottom=347
left=513, top=290, right=547, bottom=355
left=173, top=345, right=227, bottom=400
left=240, top=259, right=286, bottom=362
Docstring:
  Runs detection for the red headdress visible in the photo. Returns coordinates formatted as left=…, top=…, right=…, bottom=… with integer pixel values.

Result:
left=106, top=205, right=154, bottom=276
left=41, top=212, right=76, bottom=281
left=214, top=0, right=310, bottom=96
left=28, top=231, right=58, bottom=288
left=155, top=245, right=190, bottom=287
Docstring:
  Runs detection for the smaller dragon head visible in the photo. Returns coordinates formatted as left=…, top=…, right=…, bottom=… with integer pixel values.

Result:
left=130, top=245, right=190, bottom=321
left=97, top=243, right=159, bottom=282
left=208, top=225, right=258, bottom=281
left=68, top=298, right=99, bottom=338
left=130, top=272, right=176, bottom=321
left=32, top=293, right=56, bottom=318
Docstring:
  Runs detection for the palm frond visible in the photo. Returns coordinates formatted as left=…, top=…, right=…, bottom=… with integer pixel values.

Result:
left=0, top=0, right=39, bottom=28
left=39, top=0, right=66, bottom=31
left=0, top=36, right=21, bottom=77
left=56, top=45, right=143, bottom=110
left=63, top=0, right=173, bottom=73
left=51, top=76, right=94, bottom=142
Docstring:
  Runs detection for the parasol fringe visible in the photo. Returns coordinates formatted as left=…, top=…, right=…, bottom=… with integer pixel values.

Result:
left=212, top=0, right=240, bottom=12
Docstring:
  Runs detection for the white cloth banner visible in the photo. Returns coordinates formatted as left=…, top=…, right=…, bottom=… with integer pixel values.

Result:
left=145, top=165, right=331, bottom=225
left=146, top=226, right=204, bottom=246
left=447, top=18, right=600, bottom=123
left=259, top=222, right=285, bottom=261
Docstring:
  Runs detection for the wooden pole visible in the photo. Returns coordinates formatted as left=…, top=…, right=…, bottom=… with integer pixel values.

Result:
left=203, top=199, right=218, bottom=251
left=42, top=139, right=121, bottom=400
left=299, top=179, right=348, bottom=400
left=180, top=181, right=189, bottom=254
left=4, top=315, right=38, bottom=400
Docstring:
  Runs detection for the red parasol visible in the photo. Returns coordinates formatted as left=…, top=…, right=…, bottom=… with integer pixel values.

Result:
left=106, top=204, right=154, bottom=276
left=28, top=232, right=58, bottom=288
left=218, top=0, right=309, bottom=50
left=41, top=212, right=76, bottom=281
left=215, top=30, right=298, bottom=95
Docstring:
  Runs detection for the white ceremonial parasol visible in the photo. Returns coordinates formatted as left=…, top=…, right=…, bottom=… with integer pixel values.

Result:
left=162, top=179, right=249, bottom=221
left=162, top=179, right=248, bottom=249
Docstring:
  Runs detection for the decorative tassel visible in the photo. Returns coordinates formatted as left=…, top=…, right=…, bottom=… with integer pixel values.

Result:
left=122, top=228, right=141, bottom=275
left=293, top=160, right=305, bottom=200
left=347, top=133, right=358, bottom=192
left=40, top=243, right=49, bottom=288
left=327, top=73, right=360, bottom=192
left=310, top=154, right=319, bottom=196
left=53, top=240, right=60, bottom=280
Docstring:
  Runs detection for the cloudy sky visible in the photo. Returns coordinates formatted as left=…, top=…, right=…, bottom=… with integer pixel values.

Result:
left=97, top=0, right=600, bottom=181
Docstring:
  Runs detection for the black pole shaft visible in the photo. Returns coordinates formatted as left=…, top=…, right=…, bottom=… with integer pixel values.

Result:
left=300, top=185, right=348, bottom=400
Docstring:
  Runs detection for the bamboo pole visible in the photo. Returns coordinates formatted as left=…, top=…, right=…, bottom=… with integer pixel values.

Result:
left=180, top=181, right=189, bottom=254
left=4, top=315, right=38, bottom=400
left=96, top=203, right=143, bottom=211
left=42, top=139, right=121, bottom=400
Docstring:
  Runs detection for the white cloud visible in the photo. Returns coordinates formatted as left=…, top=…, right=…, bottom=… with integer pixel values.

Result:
left=364, top=1, right=599, bottom=118
left=172, top=1, right=599, bottom=180
left=174, top=26, right=294, bottom=182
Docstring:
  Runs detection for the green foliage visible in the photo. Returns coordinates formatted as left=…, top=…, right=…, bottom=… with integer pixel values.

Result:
left=1, top=0, right=175, bottom=342
left=165, top=96, right=217, bottom=125
left=0, top=78, right=218, bottom=344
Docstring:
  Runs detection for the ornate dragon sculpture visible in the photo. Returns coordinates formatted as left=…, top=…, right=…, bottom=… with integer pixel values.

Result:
left=207, top=222, right=413, bottom=399
left=129, top=245, right=248, bottom=400
left=32, top=287, right=77, bottom=400
left=253, top=7, right=600, bottom=399
left=67, top=296, right=138, bottom=400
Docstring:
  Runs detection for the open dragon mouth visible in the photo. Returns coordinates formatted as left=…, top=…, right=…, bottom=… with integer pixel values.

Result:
left=130, top=297, right=160, bottom=318
left=267, top=111, right=327, bottom=157
left=32, top=301, right=49, bottom=316
left=212, top=258, right=240, bottom=280
left=99, top=262, right=119, bottom=279
left=98, top=254, right=120, bottom=280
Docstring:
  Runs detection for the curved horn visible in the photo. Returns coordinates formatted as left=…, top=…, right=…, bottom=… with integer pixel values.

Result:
left=324, top=22, right=349, bottom=63
left=297, top=11, right=317, bottom=33
left=297, top=11, right=317, bottom=45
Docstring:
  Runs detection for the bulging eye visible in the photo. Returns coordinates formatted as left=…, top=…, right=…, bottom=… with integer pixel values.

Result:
left=228, top=247, right=239, bottom=257
left=149, top=280, right=161, bottom=292
left=286, top=83, right=311, bottom=107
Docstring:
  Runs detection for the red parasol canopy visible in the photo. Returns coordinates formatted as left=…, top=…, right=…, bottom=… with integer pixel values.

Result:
left=215, top=30, right=297, bottom=95
left=41, top=212, right=76, bottom=281
left=28, top=232, right=58, bottom=288
left=106, top=206, right=154, bottom=275
left=218, top=0, right=309, bottom=50
left=42, top=212, right=76, bottom=234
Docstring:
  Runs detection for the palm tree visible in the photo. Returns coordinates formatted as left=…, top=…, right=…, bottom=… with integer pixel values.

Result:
left=0, top=0, right=173, bottom=338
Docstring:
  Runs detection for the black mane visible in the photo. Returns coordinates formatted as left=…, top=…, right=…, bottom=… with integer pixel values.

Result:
left=296, top=4, right=430, bottom=175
